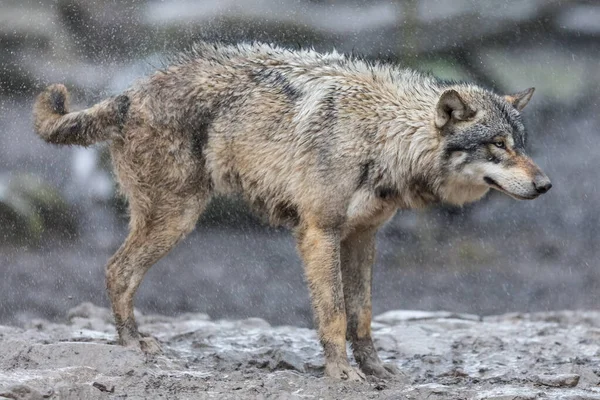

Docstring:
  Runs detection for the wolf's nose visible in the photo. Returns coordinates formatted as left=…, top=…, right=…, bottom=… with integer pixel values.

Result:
left=534, top=177, right=552, bottom=194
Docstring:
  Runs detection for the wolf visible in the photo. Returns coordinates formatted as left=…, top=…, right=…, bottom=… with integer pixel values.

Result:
left=33, top=42, right=551, bottom=381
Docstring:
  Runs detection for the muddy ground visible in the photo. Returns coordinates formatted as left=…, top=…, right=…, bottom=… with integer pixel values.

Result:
left=1, top=303, right=599, bottom=399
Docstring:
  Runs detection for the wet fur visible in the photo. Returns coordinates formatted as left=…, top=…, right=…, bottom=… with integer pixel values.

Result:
left=33, top=42, right=549, bottom=381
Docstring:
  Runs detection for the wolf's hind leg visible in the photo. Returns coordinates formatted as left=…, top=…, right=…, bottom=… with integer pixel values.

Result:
left=296, top=221, right=365, bottom=382
left=341, top=228, right=399, bottom=380
left=105, top=194, right=207, bottom=352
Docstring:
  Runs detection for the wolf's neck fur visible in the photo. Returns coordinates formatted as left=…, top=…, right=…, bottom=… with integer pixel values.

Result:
left=371, top=77, right=488, bottom=208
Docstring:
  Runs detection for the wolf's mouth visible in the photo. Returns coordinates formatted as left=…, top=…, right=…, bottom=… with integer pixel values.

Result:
left=483, top=176, right=501, bottom=188
left=483, top=176, right=538, bottom=200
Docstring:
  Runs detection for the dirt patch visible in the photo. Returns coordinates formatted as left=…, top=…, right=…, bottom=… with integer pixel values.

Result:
left=1, top=304, right=600, bottom=399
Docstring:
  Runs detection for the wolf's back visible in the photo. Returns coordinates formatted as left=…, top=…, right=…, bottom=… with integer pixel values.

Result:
left=33, top=84, right=130, bottom=146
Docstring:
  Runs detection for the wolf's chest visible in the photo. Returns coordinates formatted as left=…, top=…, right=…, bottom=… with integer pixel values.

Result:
left=344, top=189, right=397, bottom=234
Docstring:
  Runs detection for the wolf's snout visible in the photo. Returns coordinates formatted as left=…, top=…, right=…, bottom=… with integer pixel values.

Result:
left=533, top=175, right=552, bottom=194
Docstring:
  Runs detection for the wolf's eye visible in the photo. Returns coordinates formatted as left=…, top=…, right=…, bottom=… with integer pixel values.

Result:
left=493, top=140, right=505, bottom=149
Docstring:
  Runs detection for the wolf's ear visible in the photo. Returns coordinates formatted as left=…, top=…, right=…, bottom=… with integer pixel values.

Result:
left=435, top=90, right=475, bottom=130
left=504, top=87, right=535, bottom=111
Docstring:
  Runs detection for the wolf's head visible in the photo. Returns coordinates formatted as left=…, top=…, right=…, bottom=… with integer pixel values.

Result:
left=434, top=86, right=551, bottom=205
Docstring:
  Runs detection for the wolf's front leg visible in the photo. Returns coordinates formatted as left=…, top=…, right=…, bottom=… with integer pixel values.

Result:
left=341, top=228, right=400, bottom=380
left=296, top=221, right=365, bottom=382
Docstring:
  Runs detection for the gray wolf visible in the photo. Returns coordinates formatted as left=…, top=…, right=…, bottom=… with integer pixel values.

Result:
left=33, top=42, right=551, bottom=381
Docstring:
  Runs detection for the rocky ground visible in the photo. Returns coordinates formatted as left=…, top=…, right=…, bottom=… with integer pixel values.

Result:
left=1, top=303, right=599, bottom=400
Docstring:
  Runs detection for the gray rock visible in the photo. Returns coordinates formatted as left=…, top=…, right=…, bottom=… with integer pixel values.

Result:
left=236, top=317, right=271, bottom=329
left=374, top=310, right=480, bottom=324
left=557, top=5, right=600, bottom=34
left=410, top=383, right=456, bottom=399
left=0, top=385, right=48, bottom=400
left=0, top=173, right=76, bottom=244
left=477, top=387, right=545, bottom=400
left=67, top=302, right=113, bottom=322
left=532, top=374, right=580, bottom=388
left=269, top=349, right=306, bottom=373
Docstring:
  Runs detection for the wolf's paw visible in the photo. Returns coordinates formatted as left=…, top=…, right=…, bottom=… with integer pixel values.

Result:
left=361, top=361, right=401, bottom=380
left=119, top=334, right=162, bottom=355
left=139, top=336, right=162, bottom=355
left=325, top=361, right=366, bottom=382
left=382, top=362, right=401, bottom=375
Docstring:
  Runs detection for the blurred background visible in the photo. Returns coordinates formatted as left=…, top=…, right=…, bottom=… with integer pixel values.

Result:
left=0, top=0, right=598, bottom=327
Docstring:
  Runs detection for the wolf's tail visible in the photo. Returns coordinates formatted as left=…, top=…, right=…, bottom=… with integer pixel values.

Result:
left=33, top=84, right=130, bottom=146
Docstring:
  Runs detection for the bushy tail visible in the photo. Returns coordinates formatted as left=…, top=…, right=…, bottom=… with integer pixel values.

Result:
left=33, top=84, right=130, bottom=146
